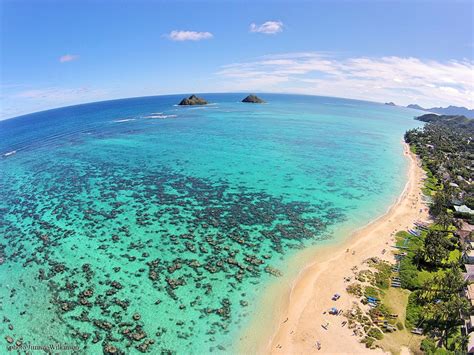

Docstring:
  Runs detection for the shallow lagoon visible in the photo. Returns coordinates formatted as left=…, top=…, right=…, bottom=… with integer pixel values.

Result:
left=0, top=94, right=421, bottom=353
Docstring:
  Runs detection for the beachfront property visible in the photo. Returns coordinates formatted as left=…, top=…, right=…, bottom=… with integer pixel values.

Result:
left=463, top=229, right=474, bottom=264
left=469, top=333, right=474, bottom=355
left=457, top=219, right=474, bottom=253
left=465, top=265, right=474, bottom=283
left=455, top=205, right=474, bottom=215
left=464, top=250, right=474, bottom=265
left=466, top=284, right=474, bottom=308
left=458, top=220, right=474, bottom=235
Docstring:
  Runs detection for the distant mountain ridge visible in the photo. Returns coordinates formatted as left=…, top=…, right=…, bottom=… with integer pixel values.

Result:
left=407, top=104, right=474, bottom=118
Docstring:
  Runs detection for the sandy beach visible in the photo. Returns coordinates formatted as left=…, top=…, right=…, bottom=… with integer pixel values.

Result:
left=243, top=142, right=429, bottom=354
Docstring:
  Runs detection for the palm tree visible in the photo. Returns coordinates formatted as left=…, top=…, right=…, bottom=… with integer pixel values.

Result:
left=424, top=230, right=450, bottom=266
left=436, top=211, right=453, bottom=231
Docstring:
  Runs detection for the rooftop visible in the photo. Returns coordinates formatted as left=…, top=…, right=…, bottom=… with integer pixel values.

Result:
left=455, top=205, right=474, bottom=215
left=469, top=331, right=474, bottom=353
left=460, top=220, right=474, bottom=233
left=463, top=264, right=474, bottom=282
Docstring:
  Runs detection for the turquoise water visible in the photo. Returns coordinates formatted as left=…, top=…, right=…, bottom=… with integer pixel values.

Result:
left=0, top=94, right=421, bottom=354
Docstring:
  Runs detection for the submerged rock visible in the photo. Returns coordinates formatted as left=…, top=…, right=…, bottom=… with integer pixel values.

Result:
left=241, top=95, right=265, bottom=104
left=178, top=95, right=208, bottom=106
left=264, top=266, right=282, bottom=277
left=103, top=343, right=118, bottom=354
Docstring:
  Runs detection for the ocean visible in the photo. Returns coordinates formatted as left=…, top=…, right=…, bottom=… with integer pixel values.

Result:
left=0, top=93, right=421, bottom=354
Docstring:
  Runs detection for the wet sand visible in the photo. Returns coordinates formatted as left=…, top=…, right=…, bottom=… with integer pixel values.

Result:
left=240, top=142, right=428, bottom=354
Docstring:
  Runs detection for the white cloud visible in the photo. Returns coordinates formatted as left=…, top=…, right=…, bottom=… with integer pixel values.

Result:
left=166, top=30, right=213, bottom=41
left=216, top=52, right=474, bottom=108
left=59, top=54, right=79, bottom=63
left=249, top=21, right=283, bottom=34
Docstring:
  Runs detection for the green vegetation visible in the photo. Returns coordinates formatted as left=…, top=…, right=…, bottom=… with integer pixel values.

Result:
left=423, top=230, right=450, bottom=266
left=373, top=261, right=392, bottom=289
left=402, top=113, right=473, bottom=353
left=367, top=327, right=384, bottom=340
left=405, top=291, right=423, bottom=329
left=415, top=113, right=474, bottom=133
left=346, top=283, right=363, bottom=297
left=364, top=285, right=380, bottom=300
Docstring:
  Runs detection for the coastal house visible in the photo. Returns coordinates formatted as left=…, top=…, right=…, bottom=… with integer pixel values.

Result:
left=465, top=315, right=474, bottom=334
left=452, top=198, right=464, bottom=206
left=459, top=220, right=474, bottom=233
left=466, top=284, right=474, bottom=308
left=464, top=264, right=474, bottom=282
left=469, top=332, right=474, bottom=355
left=464, top=251, right=474, bottom=265
left=459, top=230, right=474, bottom=245
left=455, top=205, right=474, bottom=215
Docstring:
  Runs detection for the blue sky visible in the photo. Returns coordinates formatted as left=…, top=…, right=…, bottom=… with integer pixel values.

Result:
left=1, top=0, right=473, bottom=119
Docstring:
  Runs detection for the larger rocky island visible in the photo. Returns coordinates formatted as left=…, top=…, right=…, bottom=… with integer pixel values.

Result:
left=178, top=95, right=208, bottom=106
left=242, top=95, right=265, bottom=104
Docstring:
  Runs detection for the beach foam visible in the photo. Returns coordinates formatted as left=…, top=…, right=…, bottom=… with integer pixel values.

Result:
left=143, top=114, right=177, bottom=119
left=3, top=150, right=16, bottom=157
left=113, top=118, right=136, bottom=122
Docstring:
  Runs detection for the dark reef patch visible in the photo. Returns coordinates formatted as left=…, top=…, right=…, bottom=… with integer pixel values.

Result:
left=0, top=159, right=345, bottom=353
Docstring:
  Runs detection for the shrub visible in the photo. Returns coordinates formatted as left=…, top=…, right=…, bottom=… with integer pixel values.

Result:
left=346, top=283, right=363, bottom=297
left=400, top=256, right=423, bottom=290
left=420, top=338, right=437, bottom=354
left=405, top=291, right=423, bottom=329
left=364, top=286, right=379, bottom=299
left=396, top=321, right=404, bottom=330
left=374, top=262, right=392, bottom=289
left=361, top=336, right=376, bottom=348
left=367, top=327, right=384, bottom=340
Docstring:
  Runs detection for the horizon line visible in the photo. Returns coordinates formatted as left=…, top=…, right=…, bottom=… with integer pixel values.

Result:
left=0, top=91, right=428, bottom=122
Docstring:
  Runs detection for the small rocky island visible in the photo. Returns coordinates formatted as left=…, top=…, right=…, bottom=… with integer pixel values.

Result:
left=178, top=95, right=208, bottom=106
left=242, top=94, right=265, bottom=104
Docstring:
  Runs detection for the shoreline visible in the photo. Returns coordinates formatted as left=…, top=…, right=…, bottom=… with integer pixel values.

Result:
left=238, top=142, right=429, bottom=354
